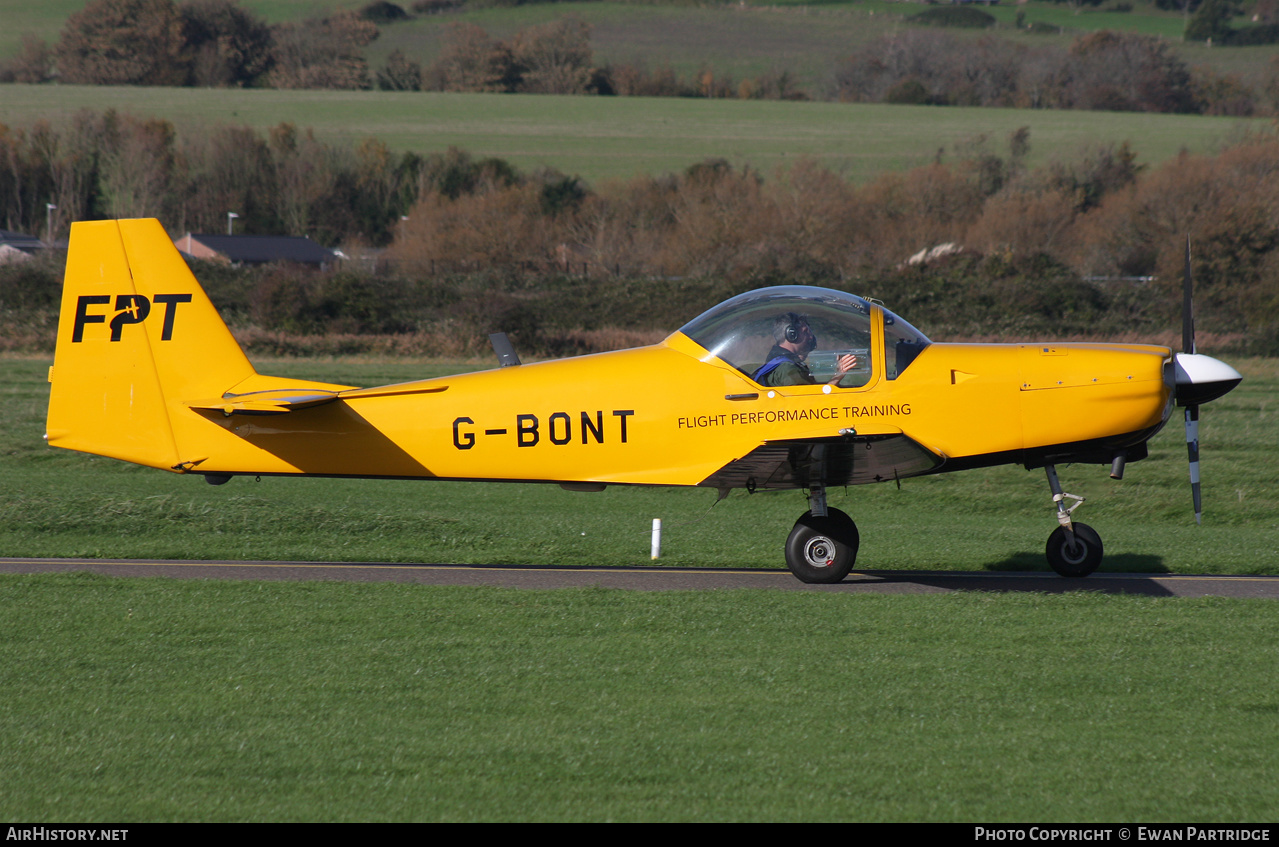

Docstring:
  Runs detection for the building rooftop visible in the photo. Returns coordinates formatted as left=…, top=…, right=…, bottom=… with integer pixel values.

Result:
left=178, top=233, right=338, bottom=266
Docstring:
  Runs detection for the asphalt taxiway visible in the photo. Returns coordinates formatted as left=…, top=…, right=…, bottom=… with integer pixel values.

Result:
left=2, top=558, right=1278, bottom=598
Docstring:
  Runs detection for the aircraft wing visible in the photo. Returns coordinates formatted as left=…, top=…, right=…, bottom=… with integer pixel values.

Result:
left=700, top=432, right=946, bottom=490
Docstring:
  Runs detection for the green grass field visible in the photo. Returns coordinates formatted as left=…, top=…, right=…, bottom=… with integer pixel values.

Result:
left=1, top=83, right=1269, bottom=186
left=2, top=351, right=1277, bottom=821
left=2, top=575, right=1278, bottom=821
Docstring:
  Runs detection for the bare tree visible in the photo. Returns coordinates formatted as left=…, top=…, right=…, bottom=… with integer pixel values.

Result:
left=511, top=17, right=593, bottom=95
left=178, top=123, right=276, bottom=234
left=429, top=23, right=518, bottom=92
left=98, top=117, right=177, bottom=219
left=1064, top=31, right=1198, bottom=113
left=269, top=123, right=338, bottom=235
left=268, top=11, right=378, bottom=90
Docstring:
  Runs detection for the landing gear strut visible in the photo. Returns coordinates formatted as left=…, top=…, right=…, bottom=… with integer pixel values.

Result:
left=785, top=486, right=859, bottom=584
left=1043, top=465, right=1103, bottom=578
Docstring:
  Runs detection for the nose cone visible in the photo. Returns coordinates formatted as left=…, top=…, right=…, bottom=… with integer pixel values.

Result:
left=1174, top=353, right=1242, bottom=407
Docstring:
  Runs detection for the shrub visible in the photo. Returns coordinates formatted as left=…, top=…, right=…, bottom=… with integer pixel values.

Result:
left=1185, top=0, right=1239, bottom=42
left=537, top=172, right=588, bottom=217
left=0, top=35, right=54, bottom=84
left=1220, top=23, right=1279, bottom=45
left=884, top=77, right=932, bottom=105
left=0, top=255, right=61, bottom=312
left=1192, top=67, right=1256, bottom=116
left=601, top=63, right=692, bottom=98
left=181, top=0, right=274, bottom=88
left=411, top=0, right=465, bottom=12
left=56, top=0, right=190, bottom=86
left=906, top=7, right=996, bottom=28
left=359, top=2, right=410, bottom=24
left=377, top=50, right=422, bottom=91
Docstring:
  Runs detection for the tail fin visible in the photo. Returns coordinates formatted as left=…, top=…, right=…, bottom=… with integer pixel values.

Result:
left=46, top=219, right=257, bottom=470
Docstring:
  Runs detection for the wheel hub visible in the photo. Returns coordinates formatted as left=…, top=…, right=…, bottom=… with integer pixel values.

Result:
left=802, top=536, right=835, bottom=568
left=1061, top=537, right=1088, bottom=565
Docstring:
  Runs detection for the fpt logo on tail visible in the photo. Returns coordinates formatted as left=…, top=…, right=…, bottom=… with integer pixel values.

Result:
left=71, top=294, right=192, bottom=342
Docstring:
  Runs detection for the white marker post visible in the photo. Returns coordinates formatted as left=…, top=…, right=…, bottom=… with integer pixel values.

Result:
left=651, top=518, right=662, bottom=560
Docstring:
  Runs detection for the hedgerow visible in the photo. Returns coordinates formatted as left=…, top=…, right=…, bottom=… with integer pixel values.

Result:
left=4, top=122, right=1278, bottom=357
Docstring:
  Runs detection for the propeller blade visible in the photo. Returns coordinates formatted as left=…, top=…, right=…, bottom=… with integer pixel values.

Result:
left=1183, top=235, right=1195, bottom=355
left=1176, top=237, right=1240, bottom=525
left=1185, top=405, right=1201, bottom=525
left=1183, top=236, right=1201, bottom=524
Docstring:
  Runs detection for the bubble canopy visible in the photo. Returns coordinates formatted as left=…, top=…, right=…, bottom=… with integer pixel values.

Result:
left=677, top=285, right=931, bottom=383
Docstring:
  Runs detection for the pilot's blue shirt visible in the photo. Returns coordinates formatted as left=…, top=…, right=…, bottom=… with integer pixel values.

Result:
left=753, top=346, right=816, bottom=386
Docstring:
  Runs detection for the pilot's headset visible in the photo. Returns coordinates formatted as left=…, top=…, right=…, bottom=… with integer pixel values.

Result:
left=775, top=312, right=809, bottom=345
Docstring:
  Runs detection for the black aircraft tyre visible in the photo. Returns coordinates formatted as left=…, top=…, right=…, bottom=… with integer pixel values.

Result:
left=785, top=508, right=860, bottom=584
left=1045, top=522, right=1103, bottom=578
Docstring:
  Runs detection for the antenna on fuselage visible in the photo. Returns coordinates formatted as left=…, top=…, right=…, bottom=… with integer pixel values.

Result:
left=488, top=332, right=522, bottom=367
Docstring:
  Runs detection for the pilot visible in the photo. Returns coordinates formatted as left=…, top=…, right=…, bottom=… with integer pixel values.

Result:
left=752, top=313, right=858, bottom=387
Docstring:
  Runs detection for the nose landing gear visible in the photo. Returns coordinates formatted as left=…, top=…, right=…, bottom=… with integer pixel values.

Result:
left=1043, top=464, right=1103, bottom=578
left=1046, top=523, right=1104, bottom=578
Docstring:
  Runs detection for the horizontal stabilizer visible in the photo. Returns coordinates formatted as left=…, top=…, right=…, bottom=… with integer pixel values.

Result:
left=187, top=390, right=342, bottom=416
left=187, top=381, right=450, bottom=416
left=338, top=382, right=449, bottom=401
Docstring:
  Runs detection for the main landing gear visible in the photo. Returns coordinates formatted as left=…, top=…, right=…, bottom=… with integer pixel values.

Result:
left=1043, top=464, right=1103, bottom=578
left=785, top=485, right=860, bottom=584
left=782, top=468, right=1105, bottom=583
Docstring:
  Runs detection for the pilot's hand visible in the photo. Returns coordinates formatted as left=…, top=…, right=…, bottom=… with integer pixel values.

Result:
left=827, top=353, right=859, bottom=386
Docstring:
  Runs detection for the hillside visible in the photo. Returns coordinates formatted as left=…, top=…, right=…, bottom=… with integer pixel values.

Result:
left=0, top=83, right=1265, bottom=186
left=3, top=0, right=1277, bottom=97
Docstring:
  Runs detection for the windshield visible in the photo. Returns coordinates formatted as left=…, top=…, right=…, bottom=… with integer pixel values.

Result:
left=679, top=285, right=931, bottom=384
left=678, top=286, right=876, bottom=385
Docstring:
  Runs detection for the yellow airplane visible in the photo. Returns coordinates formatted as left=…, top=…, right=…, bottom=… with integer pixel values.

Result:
left=46, top=219, right=1242, bottom=582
